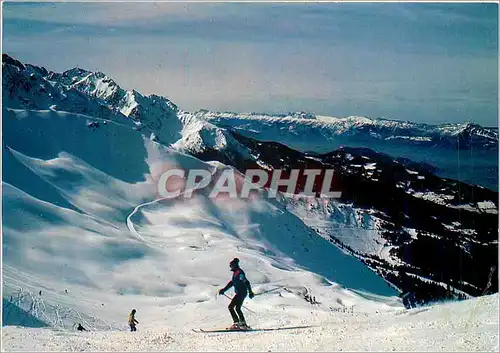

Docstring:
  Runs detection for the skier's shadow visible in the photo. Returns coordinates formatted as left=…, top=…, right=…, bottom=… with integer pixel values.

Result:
left=201, top=325, right=317, bottom=333
left=406, top=308, right=430, bottom=316
left=251, top=324, right=316, bottom=332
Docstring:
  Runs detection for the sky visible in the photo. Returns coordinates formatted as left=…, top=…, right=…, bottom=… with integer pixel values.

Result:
left=2, top=2, right=498, bottom=126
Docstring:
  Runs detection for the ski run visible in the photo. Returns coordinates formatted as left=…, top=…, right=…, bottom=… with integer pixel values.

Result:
left=3, top=294, right=498, bottom=351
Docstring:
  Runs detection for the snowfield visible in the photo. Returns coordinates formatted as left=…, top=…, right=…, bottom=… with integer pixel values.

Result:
left=3, top=294, right=498, bottom=351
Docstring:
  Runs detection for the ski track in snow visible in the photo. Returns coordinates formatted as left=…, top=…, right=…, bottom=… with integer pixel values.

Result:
left=126, top=199, right=160, bottom=242
left=125, top=172, right=215, bottom=242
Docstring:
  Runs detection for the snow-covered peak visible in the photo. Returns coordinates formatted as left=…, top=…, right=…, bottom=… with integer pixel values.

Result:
left=64, top=66, right=92, bottom=77
left=119, top=90, right=139, bottom=117
left=70, top=71, right=121, bottom=100
left=48, top=67, right=181, bottom=141
left=46, top=67, right=93, bottom=86
left=2, top=55, right=257, bottom=157
left=174, top=111, right=253, bottom=164
left=3, top=55, right=187, bottom=146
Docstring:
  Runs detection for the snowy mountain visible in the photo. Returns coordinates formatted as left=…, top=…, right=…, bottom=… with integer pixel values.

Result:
left=2, top=54, right=498, bottom=351
left=191, top=110, right=499, bottom=191
left=4, top=53, right=497, bottom=190
left=192, top=110, right=498, bottom=151
left=188, top=131, right=498, bottom=301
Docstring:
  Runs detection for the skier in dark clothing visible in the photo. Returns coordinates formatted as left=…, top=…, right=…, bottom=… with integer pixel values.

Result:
left=219, top=258, right=254, bottom=330
left=76, top=323, right=87, bottom=331
left=399, top=271, right=417, bottom=309
left=401, top=291, right=417, bottom=309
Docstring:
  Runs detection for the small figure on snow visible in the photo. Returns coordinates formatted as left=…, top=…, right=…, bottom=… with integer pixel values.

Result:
left=401, top=292, right=417, bottom=309
left=218, top=258, right=255, bottom=330
left=76, top=323, right=87, bottom=331
left=399, top=271, right=417, bottom=309
left=128, top=309, right=139, bottom=332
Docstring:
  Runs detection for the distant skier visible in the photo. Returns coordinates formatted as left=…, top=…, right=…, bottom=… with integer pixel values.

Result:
left=399, top=271, right=417, bottom=309
left=401, top=292, right=417, bottom=309
left=218, top=258, right=255, bottom=330
left=128, top=309, right=139, bottom=332
left=76, top=323, right=87, bottom=331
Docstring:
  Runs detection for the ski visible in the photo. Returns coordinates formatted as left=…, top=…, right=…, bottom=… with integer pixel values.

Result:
left=193, top=328, right=253, bottom=333
left=193, top=328, right=255, bottom=333
left=192, top=325, right=315, bottom=333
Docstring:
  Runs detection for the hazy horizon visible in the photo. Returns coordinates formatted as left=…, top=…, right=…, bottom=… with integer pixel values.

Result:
left=3, top=2, right=498, bottom=126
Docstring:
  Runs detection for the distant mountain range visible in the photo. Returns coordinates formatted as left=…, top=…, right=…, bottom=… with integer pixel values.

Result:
left=193, top=109, right=498, bottom=151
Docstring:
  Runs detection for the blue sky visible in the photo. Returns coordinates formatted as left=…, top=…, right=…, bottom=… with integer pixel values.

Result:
left=3, top=2, right=498, bottom=126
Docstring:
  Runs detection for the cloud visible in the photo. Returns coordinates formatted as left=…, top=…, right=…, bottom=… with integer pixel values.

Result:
left=2, top=2, right=241, bottom=26
left=394, top=3, right=498, bottom=25
left=84, top=3, right=223, bottom=24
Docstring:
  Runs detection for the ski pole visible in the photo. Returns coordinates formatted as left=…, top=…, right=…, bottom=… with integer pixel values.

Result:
left=255, top=285, right=284, bottom=297
left=223, top=293, right=256, bottom=314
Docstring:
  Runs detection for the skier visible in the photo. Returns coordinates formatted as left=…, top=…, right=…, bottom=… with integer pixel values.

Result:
left=218, top=258, right=255, bottom=330
left=399, top=271, right=417, bottom=309
left=76, top=323, right=87, bottom=331
left=128, top=309, right=139, bottom=332
left=401, top=292, right=417, bottom=309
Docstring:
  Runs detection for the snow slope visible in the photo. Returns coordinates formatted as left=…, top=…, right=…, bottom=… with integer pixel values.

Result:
left=3, top=108, right=397, bottom=334
left=284, top=197, right=394, bottom=263
left=3, top=294, right=498, bottom=351
left=4, top=109, right=497, bottom=352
